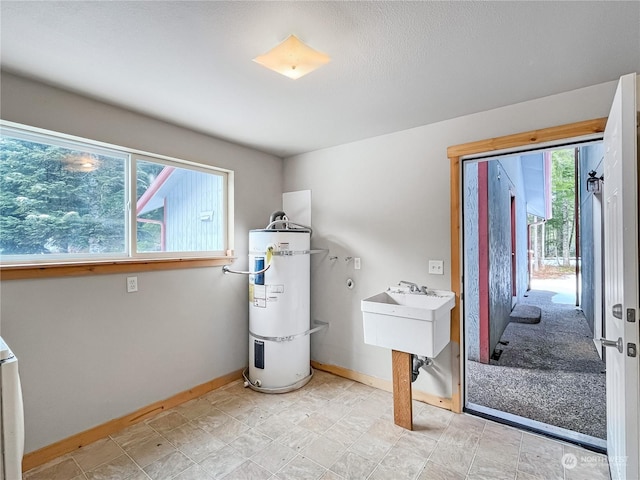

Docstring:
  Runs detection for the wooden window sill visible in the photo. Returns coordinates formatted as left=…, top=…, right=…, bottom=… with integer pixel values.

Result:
left=0, top=257, right=235, bottom=280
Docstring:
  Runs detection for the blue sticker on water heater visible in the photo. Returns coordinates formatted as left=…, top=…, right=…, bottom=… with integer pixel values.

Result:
left=255, top=257, right=265, bottom=285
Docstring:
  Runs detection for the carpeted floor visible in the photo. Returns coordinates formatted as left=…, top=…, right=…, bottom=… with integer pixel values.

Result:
left=467, top=288, right=607, bottom=440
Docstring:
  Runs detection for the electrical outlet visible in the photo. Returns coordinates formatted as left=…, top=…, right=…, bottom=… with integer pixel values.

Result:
left=354, top=258, right=361, bottom=270
left=127, top=276, right=138, bottom=293
left=428, top=260, right=444, bottom=275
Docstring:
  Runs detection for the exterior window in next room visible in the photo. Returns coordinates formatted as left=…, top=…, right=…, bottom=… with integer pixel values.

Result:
left=0, top=123, right=231, bottom=265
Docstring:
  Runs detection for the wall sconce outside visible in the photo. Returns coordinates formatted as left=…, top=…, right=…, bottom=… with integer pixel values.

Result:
left=586, top=170, right=604, bottom=195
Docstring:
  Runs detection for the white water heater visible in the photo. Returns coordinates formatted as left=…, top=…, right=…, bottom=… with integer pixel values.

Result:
left=247, top=226, right=312, bottom=393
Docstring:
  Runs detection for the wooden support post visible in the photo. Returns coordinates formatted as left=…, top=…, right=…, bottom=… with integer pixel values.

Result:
left=391, top=349, right=413, bottom=430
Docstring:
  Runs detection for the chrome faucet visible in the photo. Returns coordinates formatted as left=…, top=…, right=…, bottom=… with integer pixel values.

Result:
left=398, top=281, right=421, bottom=293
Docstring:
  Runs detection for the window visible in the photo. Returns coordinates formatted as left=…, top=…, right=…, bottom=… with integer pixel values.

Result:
left=0, top=123, right=231, bottom=268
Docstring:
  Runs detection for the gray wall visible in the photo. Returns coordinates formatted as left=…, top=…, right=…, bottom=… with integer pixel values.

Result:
left=0, top=72, right=283, bottom=453
left=283, top=80, right=617, bottom=400
left=579, top=143, right=605, bottom=333
left=499, top=155, right=531, bottom=302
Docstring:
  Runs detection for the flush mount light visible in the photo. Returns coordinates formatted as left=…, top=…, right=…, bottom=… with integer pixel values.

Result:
left=253, top=34, right=330, bottom=80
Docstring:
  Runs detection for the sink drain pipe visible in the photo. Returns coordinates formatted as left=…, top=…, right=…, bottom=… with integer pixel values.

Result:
left=411, top=355, right=433, bottom=382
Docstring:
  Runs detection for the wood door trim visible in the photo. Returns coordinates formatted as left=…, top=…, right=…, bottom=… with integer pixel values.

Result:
left=448, top=117, right=607, bottom=414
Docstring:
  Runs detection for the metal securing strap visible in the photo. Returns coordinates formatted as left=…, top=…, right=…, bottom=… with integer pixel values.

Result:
left=249, top=320, right=328, bottom=342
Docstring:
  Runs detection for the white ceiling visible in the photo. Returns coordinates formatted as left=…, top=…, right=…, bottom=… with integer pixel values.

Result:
left=1, top=1, right=639, bottom=158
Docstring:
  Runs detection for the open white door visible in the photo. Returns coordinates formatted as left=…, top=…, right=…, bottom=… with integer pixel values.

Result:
left=602, top=72, right=640, bottom=480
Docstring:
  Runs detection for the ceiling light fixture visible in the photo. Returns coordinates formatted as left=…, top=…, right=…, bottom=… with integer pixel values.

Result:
left=253, top=34, right=330, bottom=80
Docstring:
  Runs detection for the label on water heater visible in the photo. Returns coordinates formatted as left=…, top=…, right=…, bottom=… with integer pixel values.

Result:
left=253, top=285, right=266, bottom=307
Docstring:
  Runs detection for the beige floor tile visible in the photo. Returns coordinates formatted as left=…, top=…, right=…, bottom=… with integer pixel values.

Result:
left=146, top=410, right=189, bottom=434
left=124, top=433, right=177, bottom=468
left=320, top=402, right=352, bottom=423
left=428, top=440, right=476, bottom=477
left=563, top=445, right=610, bottom=480
left=319, top=470, right=345, bottom=480
left=468, top=454, right=517, bottom=480
left=207, top=417, right=250, bottom=444
left=230, top=429, right=273, bottom=457
left=515, top=471, right=541, bottom=480
left=301, top=435, right=347, bottom=468
left=176, top=432, right=226, bottom=464
left=215, top=396, right=256, bottom=418
left=394, top=431, right=438, bottom=458
left=482, top=420, right=523, bottom=442
left=417, top=460, right=465, bottom=480
left=233, top=406, right=273, bottom=427
left=298, top=412, right=336, bottom=434
left=365, top=418, right=405, bottom=444
left=329, top=451, right=376, bottom=480
left=449, top=413, right=486, bottom=433
left=323, top=421, right=362, bottom=448
left=71, top=437, right=123, bottom=471
left=255, top=414, right=297, bottom=440
left=347, top=434, right=392, bottom=463
left=474, top=429, right=521, bottom=469
left=277, top=424, right=319, bottom=453
left=276, top=455, right=326, bottom=480
left=191, top=409, right=234, bottom=433
left=24, top=456, right=82, bottom=480
left=412, top=408, right=452, bottom=441
left=143, top=450, right=194, bottom=480
left=251, top=441, right=297, bottom=473
left=85, top=454, right=141, bottom=480
left=172, top=464, right=214, bottom=480
left=378, top=444, right=426, bottom=479
left=224, top=460, right=272, bottom=480
left=199, top=445, right=247, bottom=479
left=338, top=411, right=377, bottom=434
left=438, top=423, right=482, bottom=449
left=517, top=450, right=564, bottom=480
left=174, top=397, right=216, bottom=420
left=123, top=471, right=150, bottom=480
left=161, top=422, right=208, bottom=448
left=520, top=433, right=564, bottom=459
left=110, top=422, right=156, bottom=449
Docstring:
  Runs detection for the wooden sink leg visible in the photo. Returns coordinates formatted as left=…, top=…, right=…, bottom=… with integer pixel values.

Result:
left=391, top=349, right=413, bottom=430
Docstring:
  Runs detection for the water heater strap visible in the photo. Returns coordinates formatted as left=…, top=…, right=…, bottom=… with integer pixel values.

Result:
left=250, top=321, right=328, bottom=343
left=250, top=249, right=311, bottom=256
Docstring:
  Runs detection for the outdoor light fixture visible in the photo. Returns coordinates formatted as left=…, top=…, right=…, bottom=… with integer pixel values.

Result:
left=253, top=35, right=330, bottom=80
left=586, top=170, right=604, bottom=194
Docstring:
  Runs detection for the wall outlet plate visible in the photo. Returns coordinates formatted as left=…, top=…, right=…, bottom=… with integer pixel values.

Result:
left=428, top=260, right=444, bottom=275
left=127, top=276, right=138, bottom=293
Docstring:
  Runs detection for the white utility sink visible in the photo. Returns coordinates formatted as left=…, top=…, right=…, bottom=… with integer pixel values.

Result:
left=361, top=289, right=455, bottom=357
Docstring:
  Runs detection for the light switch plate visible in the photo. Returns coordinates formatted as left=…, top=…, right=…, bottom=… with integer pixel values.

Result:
left=428, top=260, right=444, bottom=275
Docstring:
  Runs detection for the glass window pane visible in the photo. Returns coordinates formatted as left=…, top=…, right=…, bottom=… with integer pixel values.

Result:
left=0, top=134, right=126, bottom=258
left=136, top=160, right=225, bottom=253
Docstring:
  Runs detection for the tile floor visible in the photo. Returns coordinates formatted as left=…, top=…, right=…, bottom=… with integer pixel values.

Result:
left=23, top=370, right=611, bottom=480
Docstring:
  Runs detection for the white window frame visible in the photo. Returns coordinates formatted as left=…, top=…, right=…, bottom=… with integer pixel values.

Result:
left=0, top=120, right=234, bottom=271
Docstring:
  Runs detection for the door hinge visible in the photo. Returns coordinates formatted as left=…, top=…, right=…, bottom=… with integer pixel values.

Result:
left=627, top=343, right=637, bottom=358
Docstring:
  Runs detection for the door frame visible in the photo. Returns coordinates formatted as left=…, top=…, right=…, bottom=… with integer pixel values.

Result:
left=447, top=117, right=608, bottom=413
